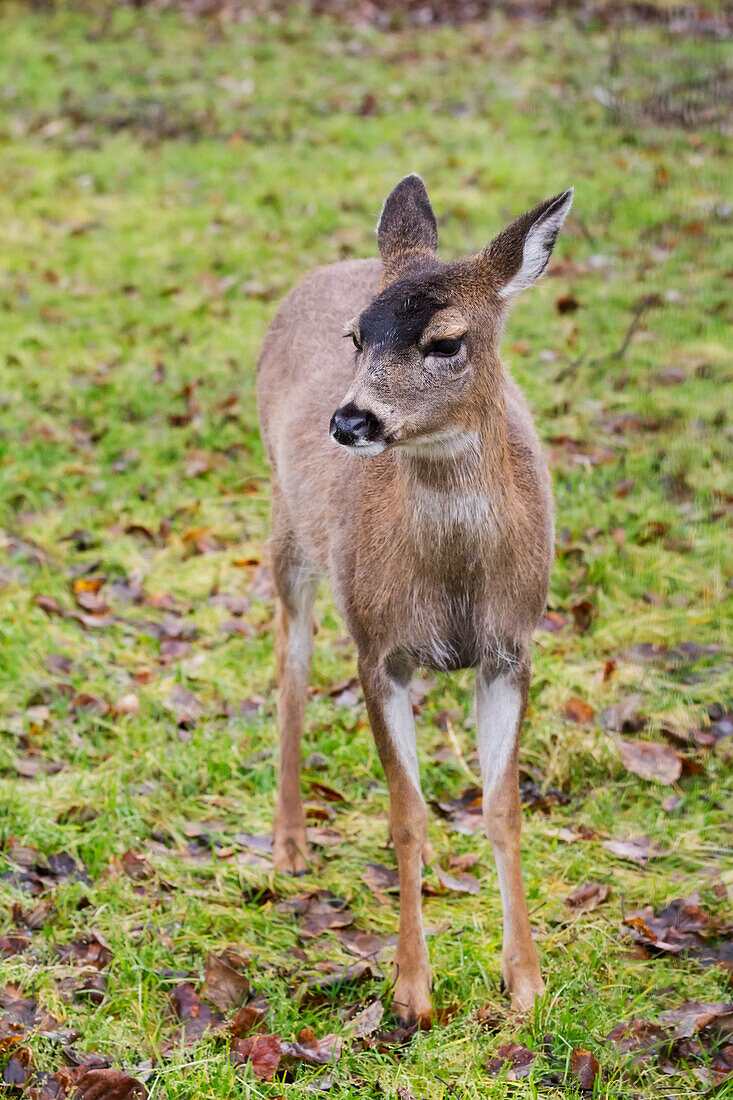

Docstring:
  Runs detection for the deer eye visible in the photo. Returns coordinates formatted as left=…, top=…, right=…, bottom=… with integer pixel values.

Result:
left=351, top=333, right=362, bottom=351
left=426, top=337, right=463, bottom=358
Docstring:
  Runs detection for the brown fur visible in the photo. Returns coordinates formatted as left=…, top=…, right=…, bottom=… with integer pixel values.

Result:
left=256, top=176, right=572, bottom=1023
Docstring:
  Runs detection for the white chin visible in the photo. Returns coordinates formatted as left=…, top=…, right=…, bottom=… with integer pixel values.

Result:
left=342, top=440, right=387, bottom=457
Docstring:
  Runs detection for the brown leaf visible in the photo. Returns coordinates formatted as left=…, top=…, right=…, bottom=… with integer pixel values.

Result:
left=34, top=595, right=64, bottom=617
left=282, top=1027, right=342, bottom=1066
left=56, top=933, right=113, bottom=970
left=335, top=930, right=397, bottom=960
left=602, top=835, right=671, bottom=866
left=362, top=863, right=399, bottom=894
left=230, top=1035, right=281, bottom=1081
left=487, top=1041, right=536, bottom=1080
left=228, top=1000, right=268, bottom=1037
left=570, top=1048, right=600, bottom=1089
left=658, top=1000, right=733, bottom=1039
left=616, top=738, right=683, bottom=784
left=606, top=1016, right=669, bottom=1058
left=570, top=599, right=594, bottom=633
left=164, top=684, right=202, bottom=726
left=538, top=610, right=567, bottom=633
left=434, top=865, right=480, bottom=895
left=556, top=293, right=580, bottom=314
left=3, top=1047, right=31, bottom=1086
left=307, top=781, right=346, bottom=803
left=70, top=1068, right=147, bottom=1099
left=623, top=897, right=710, bottom=954
left=565, top=882, right=610, bottom=911
left=113, top=694, right=140, bottom=716
left=277, top=891, right=353, bottom=938
left=168, top=982, right=223, bottom=1045
left=0, top=934, right=31, bottom=957
left=349, top=1000, right=383, bottom=1039
left=120, top=851, right=151, bottom=881
left=563, top=698, right=594, bottom=725
left=202, top=951, right=250, bottom=1013
left=600, top=693, right=646, bottom=732
left=557, top=824, right=598, bottom=844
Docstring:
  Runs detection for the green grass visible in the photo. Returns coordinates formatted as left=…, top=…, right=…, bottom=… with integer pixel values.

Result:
left=0, top=2, right=731, bottom=1096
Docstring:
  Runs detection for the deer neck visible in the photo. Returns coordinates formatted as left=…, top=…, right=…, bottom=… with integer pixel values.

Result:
left=397, top=370, right=509, bottom=495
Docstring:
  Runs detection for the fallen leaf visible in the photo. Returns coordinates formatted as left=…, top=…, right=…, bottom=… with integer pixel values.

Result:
left=600, top=694, right=646, bottom=733
left=487, top=1041, right=536, bottom=1080
left=570, top=599, right=594, bottom=633
left=164, top=684, right=202, bottom=726
left=228, top=1000, right=268, bottom=1036
left=539, top=610, right=568, bottom=633
left=277, top=891, right=354, bottom=938
left=202, top=951, right=250, bottom=1013
left=565, top=882, right=610, bottom=911
left=623, top=897, right=710, bottom=954
left=658, top=1000, right=733, bottom=1039
left=230, top=1034, right=282, bottom=1081
left=602, top=835, right=671, bottom=866
left=434, top=865, right=480, bottom=895
left=349, top=1000, right=384, bottom=1039
left=56, top=933, right=113, bottom=970
left=113, top=694, right=140, bottom=716
left=563, top=698, right=595, bottom=724
left=616, top=738, right=683, bottom=784
left=606, top=1016, right=669, bottom=1058
left=570, top=1047, right=600, bottom=1089
left=3, top=1047, right=31, bottom=1086
left=335, top=930, right=397, bottom=960
left=557, top=824, right=598, bottom=844
left=167, top=982, right=223, bottom=1046
left=70, top=1067, right=147, bottom=1099
left=282, top=1027, right=342, bottom=1066
left=362, top=864, right=399, bottom=893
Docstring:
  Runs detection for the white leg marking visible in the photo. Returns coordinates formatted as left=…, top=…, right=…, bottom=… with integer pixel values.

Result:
left=383, top=679, right=421, bottom=793
left=285, top=570, right=318, bottom=673
left=476, top=671, right=523, bottom=941
left=476, top=672, right=521, bottom=801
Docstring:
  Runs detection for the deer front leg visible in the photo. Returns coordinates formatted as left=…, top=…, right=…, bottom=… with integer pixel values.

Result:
left=271, top=550, right=318, bottom=876
left=476, top=660, right=544, bottom=1011
left=360, top=660, right=432, bottom=1026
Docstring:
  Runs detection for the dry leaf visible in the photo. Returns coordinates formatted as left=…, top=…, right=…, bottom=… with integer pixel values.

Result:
left=565, top=882, right=610, bottom=911
left=202, top=951, right=250, bottom=1013
left=70, top=1068, right=147, bottom=1099
left=602, top=835, right=671, bottom=866
left=570, top=1047, right=600, bottom=1088
left=616, top=738, right=683, bottom=784
left=487, top=1041, right=536, bottom=1080
left=563, top=698, right=595, bottom=724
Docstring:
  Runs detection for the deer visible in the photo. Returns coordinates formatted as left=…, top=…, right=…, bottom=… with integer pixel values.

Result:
left=255, top=174, right=573, bottom=1026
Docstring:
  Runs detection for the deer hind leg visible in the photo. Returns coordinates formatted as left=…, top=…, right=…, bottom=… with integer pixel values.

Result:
left=476, top=654, right=544, bottom=1011
left=271, top=520, right=319, bottom=875
left=360, top=658, right=432, bottom=1026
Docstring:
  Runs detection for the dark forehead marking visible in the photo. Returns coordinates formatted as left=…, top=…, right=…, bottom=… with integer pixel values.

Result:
left=359, top=280, right=447, bottom=352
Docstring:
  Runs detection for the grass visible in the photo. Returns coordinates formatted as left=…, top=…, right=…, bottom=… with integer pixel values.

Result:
left=0, top=2, right=731, bottom=1096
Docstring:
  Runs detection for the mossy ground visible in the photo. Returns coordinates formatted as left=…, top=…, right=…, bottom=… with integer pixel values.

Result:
left=0, top=3, right=731, bottom=1096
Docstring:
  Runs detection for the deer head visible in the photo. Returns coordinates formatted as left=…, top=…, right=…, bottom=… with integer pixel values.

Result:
left=330, top=174, right=573, bottom=457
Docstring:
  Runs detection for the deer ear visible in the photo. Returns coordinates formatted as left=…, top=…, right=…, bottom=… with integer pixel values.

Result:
left=376, top=174, right=438, bottom=267
left=485, top=188, right=573, bottom=299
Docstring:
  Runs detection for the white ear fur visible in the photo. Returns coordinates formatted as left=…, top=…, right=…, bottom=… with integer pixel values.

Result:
left=499, top=187, right=573, bottom=300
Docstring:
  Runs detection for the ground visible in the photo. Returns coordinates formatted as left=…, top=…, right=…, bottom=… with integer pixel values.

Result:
left=0, top=2, right=731, bottom=1097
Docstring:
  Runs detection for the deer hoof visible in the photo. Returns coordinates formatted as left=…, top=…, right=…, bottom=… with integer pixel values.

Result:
left=502, top=967, right=544, bottom=1013
left=392, top=976, right=433, bottom=1027
left=272, top=834, right=310, bottom=875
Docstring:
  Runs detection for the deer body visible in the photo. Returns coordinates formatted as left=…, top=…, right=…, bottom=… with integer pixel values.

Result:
left=256, top=178, right=572, bottom=1024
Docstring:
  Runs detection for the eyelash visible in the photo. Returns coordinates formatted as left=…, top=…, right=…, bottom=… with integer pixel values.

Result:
left=426, top=337, right=463, bottom=358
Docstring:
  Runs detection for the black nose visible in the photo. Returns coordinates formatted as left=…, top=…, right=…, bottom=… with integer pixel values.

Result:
left=330, top=403, right=383, bottom=447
